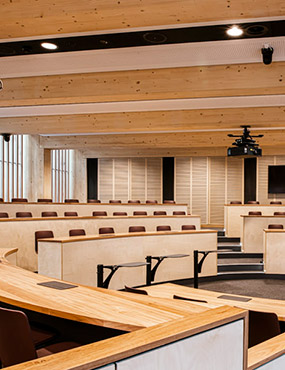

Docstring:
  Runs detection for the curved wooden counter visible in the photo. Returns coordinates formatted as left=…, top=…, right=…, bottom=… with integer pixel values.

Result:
left=0, top=214, right=200, bottom=271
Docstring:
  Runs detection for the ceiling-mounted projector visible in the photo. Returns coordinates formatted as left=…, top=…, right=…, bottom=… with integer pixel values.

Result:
left=227, top=126, right=263, bottom=157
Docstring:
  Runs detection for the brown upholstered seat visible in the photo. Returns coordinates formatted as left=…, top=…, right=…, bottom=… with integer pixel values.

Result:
left=153, top=211, right=167, bottom=216
left=268, top=224, right=284, bottom=229
left=16, top=212, right=32, bottom=218
left=173, top=211, right=186, bottom=215
left=113, top=212, right=127, bottom=216
left=65, top=199, right=79, bottom=203
left=247, top=201, right=260, bottom=204
left=124, top=286, right=148, bottom=295
left=163, top=200, right=175, bottom=204
left=248, top=211, right=262, bottom=216
left=274, top=212, right=285, bottom=216
left=230, top=201, right=242, bottom=204
left=129, top=226, right=146, bottom=233
left=92, top=211, right=107, bottom=216
left=109, top=200, right=121, bottom=203
left=35, top=230, right=54, bottom=253
left=41, top=211, right=58, bottom=217
left=0, top=212, right=8, bottom=218
left=69, top=229, right=86, bottom=237
left=146, top=200, right=158, bottom=204
left=133, top=211, right=147, bottom=216
left=99, top=227, right=114, bottom=234
left=248, top=310, right=281, bottom=348
left=181, top=225, right=196, bottom=230
left=128, top=200, right=140, bottom=203
left=11, top=198, right=28, bottom=203
left=88, top=199, right=101, bottom=203
left=64, top=211, right=78, bottom=216
left=37, top=199, right=52, bottom=203
left=0, top=307, right=80, bottom=367
left=156, top=225, right=171, bottom=231
left=0, top=198, right=3, bottom=202
left=270, top=201, right=282, bottom=204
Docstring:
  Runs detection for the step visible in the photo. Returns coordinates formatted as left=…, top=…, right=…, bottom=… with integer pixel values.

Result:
left=218, top=245, right=241, bottom=252
left=217, top=230, right=225, bottom=237
left=218, top=252, right=263, bottom=259
left=218, top=258, right=263, bottom=264
left=217, top=271, right=265, bottom=276
left=218, top=236, right=240, bottom=243
left=218, top=263, right=264, bottom=273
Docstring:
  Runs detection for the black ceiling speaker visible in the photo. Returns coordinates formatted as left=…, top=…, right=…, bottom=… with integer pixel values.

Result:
left=262, top=45, right=274, bottom=65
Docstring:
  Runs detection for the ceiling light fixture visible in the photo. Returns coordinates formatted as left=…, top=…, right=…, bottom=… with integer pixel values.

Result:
left=226, top=26, right=243, bottom=37
left=41, top=42, right=58, bottom=50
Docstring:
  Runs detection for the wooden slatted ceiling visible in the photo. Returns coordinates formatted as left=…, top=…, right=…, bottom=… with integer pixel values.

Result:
left=1, top=62, right=284, bottom=107
left=0, top=0, right=283, bottom=38
left=2, top=106, right=285, bottom=135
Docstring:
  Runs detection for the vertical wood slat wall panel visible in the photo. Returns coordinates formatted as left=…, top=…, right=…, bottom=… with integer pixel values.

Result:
left=209, top=157, right=226, bottom=224
left=146, top=158, right=162, bottom=202
left=175, top=158, right=191, bottom=213
left=192, top=157, right=208, bottom=224
left=98, top=158, right=113, bottom=203
left=257, top=156, right=274, bottom=204
left=226, top=157, right=243, bottom=204
left=114, top=158, right=129, bottom=202
left=130, top=158, right=146, bottom=201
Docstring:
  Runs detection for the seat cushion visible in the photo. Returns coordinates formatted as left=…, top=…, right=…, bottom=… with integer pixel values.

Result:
left=37, top=341, right=80, bottom=358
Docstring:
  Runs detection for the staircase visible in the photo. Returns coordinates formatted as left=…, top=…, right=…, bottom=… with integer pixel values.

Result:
left=217, top=230, right=264, bottom=274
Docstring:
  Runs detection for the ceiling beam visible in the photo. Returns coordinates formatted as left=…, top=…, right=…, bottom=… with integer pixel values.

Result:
left=0, top=0, right=283, bottom=39
left=1, top=106, right=285, bottom=135
left=1, top=62, right=285, bottom=107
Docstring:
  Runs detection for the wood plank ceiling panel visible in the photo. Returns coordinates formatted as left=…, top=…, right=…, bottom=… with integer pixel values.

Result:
left=0, top=0, right=283, bottom=39
left=1, top=62, right=284, bottom=107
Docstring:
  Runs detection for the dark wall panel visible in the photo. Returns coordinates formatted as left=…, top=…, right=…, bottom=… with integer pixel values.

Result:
left=244, top=157, right=257, bottom=203
left=163, top=157, right=174, bottom=201
left=87, top=158, right=98, bottom=200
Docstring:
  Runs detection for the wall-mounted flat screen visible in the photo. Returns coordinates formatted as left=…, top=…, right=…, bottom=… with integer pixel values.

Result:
left=268, top=165, right=285, bottom=193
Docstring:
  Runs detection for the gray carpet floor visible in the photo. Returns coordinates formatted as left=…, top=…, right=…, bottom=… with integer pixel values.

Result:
left=183, top=279, right=285, bottom=300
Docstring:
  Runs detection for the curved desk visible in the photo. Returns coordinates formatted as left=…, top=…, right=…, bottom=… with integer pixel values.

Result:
left=0, top=214, right=200, bottom=271
left=0, top=202, right=188, bottom=218
left=38, top=230, right=217, bottom=290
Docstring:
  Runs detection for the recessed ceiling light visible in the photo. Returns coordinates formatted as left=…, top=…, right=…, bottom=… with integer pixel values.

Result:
left=227, top=26, right=243, bottom=37
left=41, top=42, right=58, bottom=50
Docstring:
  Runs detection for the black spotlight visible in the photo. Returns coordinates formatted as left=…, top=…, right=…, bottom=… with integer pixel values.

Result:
left=261, top=45, right=274, bottom=65
left=2, top=134, right=11, bottom=142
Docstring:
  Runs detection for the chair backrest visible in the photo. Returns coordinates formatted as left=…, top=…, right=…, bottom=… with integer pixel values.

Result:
left=133, top=211, right=147, bottom=216
left=0, top=212, right=8, bottom=218
left=181, top=225, right=196, bottom=230
left=16, top=212, right=32, bottom=218
left=124, top=286, right=148, bottom=295
left=129, top=226, right=146, bottom=233
left=268, top=224, right=284, bottom=229
left=128, top=200, right=141, bottom=204
left=11, top=198, right=28, bottom=203
left=35, top=230, right=54, bottom=253
left=37, top=199, right=52, bottom=203
left=69, top=229, right=86, bottom=237
left=274, top=212, right=285, bottom=216
left=248, top=211, right=262, bottom=216
left=230, top=201, right=242, bottom=204
left=247, top=201, right=260, bottom=204
left=88, top=199, right=101, bottom=203
left=270, top=201, right=282, bottom=204
left=64, top=211, right=78, bottom=216
left=248, top=310, right=281, bottom=348
left=99, top=227, right=115, bottom=235
left=173, top=211, right=186, bottom=215
left=113, top=212, right=127, bottom=216
left=65, top=199, right=79, bottom=203
left=41, top=211, right=58, bottom=217
left=92, top=211, right=107, bottom=216
left=163, top=200, right=176, bottom=204
left=153, top=211, right=167, bottom=216
left=109, top=200, right=121, bottom=203
left=156, top=225, right=171, bottom=231
left=0, top=307, right=37, bottom=367
left=0, top=198, right=3, bottom=202
left=146, top=200, right=158, bottom=204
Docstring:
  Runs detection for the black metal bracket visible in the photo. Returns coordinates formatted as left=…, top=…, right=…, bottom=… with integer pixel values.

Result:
left=146, top=254, right=189, bottom=286
left=97, top=262, right=149, bottom=289
left=193, top=250, right=217, bottom=289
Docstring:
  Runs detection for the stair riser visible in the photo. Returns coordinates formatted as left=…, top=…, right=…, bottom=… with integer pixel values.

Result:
left=218, top=265, right=264, bottom=272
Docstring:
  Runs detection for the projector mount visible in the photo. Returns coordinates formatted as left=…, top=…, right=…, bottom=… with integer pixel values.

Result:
left=228, top=126, right=264, bottom=147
